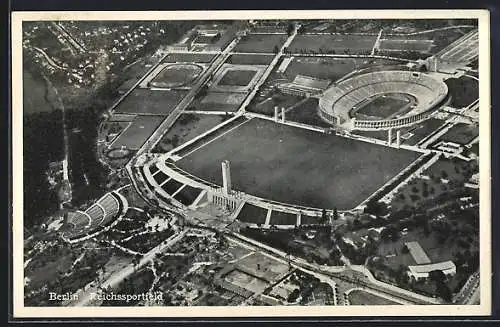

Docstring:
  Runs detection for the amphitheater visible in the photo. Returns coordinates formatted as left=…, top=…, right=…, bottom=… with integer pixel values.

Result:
left=60, top=191, right=128, bottom=242
left=318, top=71, right=448, bottom=131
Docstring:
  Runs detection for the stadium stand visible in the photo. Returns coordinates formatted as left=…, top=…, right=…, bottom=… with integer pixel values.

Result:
left=319, top=71, right=448, bottom=130
left=278, top=74, right=331, bottom=97
left=61, top=192, right=126, bottom=241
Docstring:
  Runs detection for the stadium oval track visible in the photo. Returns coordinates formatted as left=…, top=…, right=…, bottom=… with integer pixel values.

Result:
left=318, top=70, right=448, bottom=131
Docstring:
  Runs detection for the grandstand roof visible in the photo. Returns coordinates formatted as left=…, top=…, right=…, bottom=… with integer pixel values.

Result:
left=293, top=75, right=330, bottom=91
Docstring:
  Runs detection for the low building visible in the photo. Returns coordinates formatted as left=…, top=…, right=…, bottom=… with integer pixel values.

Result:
left=407, top=261, right=457, bottom=281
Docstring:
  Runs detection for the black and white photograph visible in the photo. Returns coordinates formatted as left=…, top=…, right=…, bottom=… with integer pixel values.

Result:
left=11, top=10, right=491, bottom=318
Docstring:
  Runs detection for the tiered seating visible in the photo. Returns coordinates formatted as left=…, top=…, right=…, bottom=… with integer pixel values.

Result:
left=62, top=192, right=123, bottom=240
left=319, top=70, right=448, bottom=128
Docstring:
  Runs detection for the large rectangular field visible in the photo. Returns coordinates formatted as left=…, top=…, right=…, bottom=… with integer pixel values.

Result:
left=161, top=53, right=217, bottom=63
left=226, top=54, right=275, bottom=65
left=111, top=115, right=164, bottom=150
left=177, top=118, right=420, bottom=210
left=234, top=33, right=287, bottom=53
left=114, top=89, right=187, bottom=115
left=379, top=39, right=434, bottom=52
left=289, top=34, right=377, bottom=54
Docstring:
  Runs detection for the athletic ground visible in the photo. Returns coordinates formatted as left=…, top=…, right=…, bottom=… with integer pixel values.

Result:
left=177, top=118, right=420, bottom=210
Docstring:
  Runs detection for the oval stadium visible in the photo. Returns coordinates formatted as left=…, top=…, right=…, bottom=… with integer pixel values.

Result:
left=318, top=71, right=448, bottom=131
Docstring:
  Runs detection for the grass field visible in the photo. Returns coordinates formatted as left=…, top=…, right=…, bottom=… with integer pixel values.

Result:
left=114, top=88, right=187, bottom=115
left=226, top=54, right=275, bottom=65
left=445, top=76, right=478, bottom=108
left=188, top=91, right=246, bottom=112
left=218, top=69, right=257, bottom=86
left=162, top=53, right=217, bottom=63
left=177, top=118, right=420, bottom=210
left=234, top=33, right=287, bottom=53
left=249, top=92, right=304, bottom=116
left=111, top=115, right=164, bottom=150
left=439, top=123, right=478, bottom=144
left=269, top=210, right=298, bottom=225
left=348, top=290, right=399, bottom=305
left=285, top=98, right=332, bottom=128
left=154, top=113, right=226, bottom=152
left=354, top=94, right=412, bottom=119
left=379, top=39, right=433, bottom=52
left=402, top=118, right=444, bottom=146
left=237, top=203, right=268, bottom=224
left=150, top=64, right=203, bottom=88
left=283, top=57, right=356, bottom=82
left=289, top=34, right=377, bottom=54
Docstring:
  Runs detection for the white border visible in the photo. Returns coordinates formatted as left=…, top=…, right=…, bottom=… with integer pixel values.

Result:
left=12, top=9, right=491, bottom=318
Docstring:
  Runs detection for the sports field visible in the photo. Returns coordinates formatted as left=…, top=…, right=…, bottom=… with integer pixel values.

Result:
left=154, top=113, right=226, bottom=153
left=353, top=94, right=413, bottom=120
left=289, top=34, right=377, bottom=54
left=111, top=115, right=164, bottom=150
left=348, top=290, right=399, bottom=305
left=188, top=91, right=246, bottom=112
left=177, top=118, right=420, bottom=210
left=150, top=64, right=203, bottom=88
left=226, top=54, right=275, bottom=65
left=439, top=123, right=478, bottom=144
left=379, top=39, right=434, bottom=52
left=161, top=53, right=217, bottom=63
left=114, top=88, right=187, bottom=115
left=218, top=69, right=257, bottom=86
left=234, top=33, right=287, bottom=53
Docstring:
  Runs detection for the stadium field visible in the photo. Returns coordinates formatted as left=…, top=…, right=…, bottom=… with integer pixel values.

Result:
left=289, top=34, right=377, bottom=54
left=218, top=69, right=258, bottom=86
left=111, top=115, right=164, bottom=150
left=353, top=94, right=413, bottom=120
left=234, top=33, right=287, bottom=53
left=150, top=64, right=203, bottom=88
left=226, top=54, right=275, bottom=65
left=439, top=123, right=478, bottom=145
left=177, top=118, right=420, bottom=210
left=161, top=53, right=217, bottom=63
left=114, top=88, right=187, bottom=115
left=348, top=290, right=399, bottom=305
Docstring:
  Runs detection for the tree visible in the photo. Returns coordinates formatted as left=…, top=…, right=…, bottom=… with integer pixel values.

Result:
left=333, top=207, right=339, bottom=220
left=286, top=23, right=295, bottom=36
left=273, top=45, right=280, bottom=54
